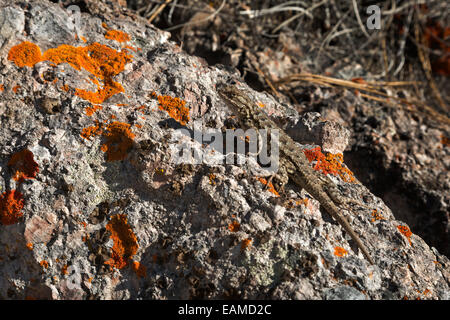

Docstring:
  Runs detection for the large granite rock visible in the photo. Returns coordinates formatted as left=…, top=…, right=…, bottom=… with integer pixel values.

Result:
left=0, top=0, right=448, bottom=299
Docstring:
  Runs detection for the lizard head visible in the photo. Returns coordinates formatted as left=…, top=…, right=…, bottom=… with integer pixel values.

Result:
left=217, top=83, right=258, bottom=127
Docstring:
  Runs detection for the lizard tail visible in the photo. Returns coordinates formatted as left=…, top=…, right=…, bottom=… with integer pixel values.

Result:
left=332, top=208, right=375, bottom=265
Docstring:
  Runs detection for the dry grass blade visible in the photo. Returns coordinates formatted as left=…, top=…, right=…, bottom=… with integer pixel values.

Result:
left=148, top=0, right=173, bottom=23
left=254, top=63, right=279, bottom=97
left=240, top=4, right=313, bottom=19
left=276, top=73, right=419, bottom=90
left=352, top=0, right=369, bottom=38
left=271, top=0, right=328, bottom=34
left=275, top=73, right=450, bottom=125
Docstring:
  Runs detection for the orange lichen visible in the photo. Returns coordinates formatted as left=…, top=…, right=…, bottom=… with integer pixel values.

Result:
left=7, top=40, right=132, bottom=105
left=422, top=289, right=431, bottom=296
left=8, top=149, right=39, bottom=182
left=441, top=134, right=450, bottom=147
left=124, top=45, right=137, bottom=52
left=8, top=41, right=42, bottom=68
left=0, top=190, right=24, bottom=225
left=397, top=225, right=413, bottom=245
left=105, top=30, right=131, bottom=43
left=61, top=84, right=70, bottom=92
left=371, top=209, right=385, bottom=222
left=285, top=198, right=309, bottom=209
left=42, top=42, right=132, bottom=104
left=334, top=246, right=348, bottom=257
left=61, top=265, right=68, bottom=275
left=137, top=105, right=146, bottom=115
left=12, top=85, right=20, bottom=94
left=76, top=77, right=124, bottom=105
left=131, top=261, right=147, bottom=278
left=101, top=121, right=135, bottom=161
left=40, top=260, right=49, bottom=269
left=26, top=242, right=33, bottom=250
left=104, top=214, right=139, bottom=270
left=257, top=177, right=280, bottom=197
left=80, top=120, right=103, bottom=140
left=228, top=220, right=240, bottom=232
left=241, top=238, right=252, bottom=250
left=351, top=77, right=367, bottom=84
left=208, top=173, right=216, bottom=185
left=84, top=104, right=103, bottom=116
left=41, top=44, right=85, bottom=69
left=155, top=94, right=190, bottom=126
left=0, top=84, right=4, bottom=91
left=303, top=147, right=355, bottom=183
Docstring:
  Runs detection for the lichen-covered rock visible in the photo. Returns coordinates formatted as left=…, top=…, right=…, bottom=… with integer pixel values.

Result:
left=0, top=0, right=448, bottom=300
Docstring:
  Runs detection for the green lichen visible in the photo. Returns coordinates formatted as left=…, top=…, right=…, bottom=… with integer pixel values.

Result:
left=241, top=239, right=290, bottom=287
left=64, top=144, right=114, bottom=206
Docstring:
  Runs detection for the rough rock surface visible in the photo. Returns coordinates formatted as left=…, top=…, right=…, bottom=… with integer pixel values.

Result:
left=163, top=0, right=450, bottom=260
left=0, top=0, right=448, bottom=300
left=297, top=86, right=450, bottom=258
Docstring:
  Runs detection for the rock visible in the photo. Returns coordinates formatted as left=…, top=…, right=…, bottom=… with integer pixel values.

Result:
left=286, top=112, right=351, bottom=154
left=324, top=286, right=367, bottom=300
left=0, top=0, right=448, bottom=300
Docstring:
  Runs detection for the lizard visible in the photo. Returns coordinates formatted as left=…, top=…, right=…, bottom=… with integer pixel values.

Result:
left=217, top=83, right=375, bottom=265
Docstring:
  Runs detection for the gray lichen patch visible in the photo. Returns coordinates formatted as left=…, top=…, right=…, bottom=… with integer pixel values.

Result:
left=0, top=0, right=448, bottom=300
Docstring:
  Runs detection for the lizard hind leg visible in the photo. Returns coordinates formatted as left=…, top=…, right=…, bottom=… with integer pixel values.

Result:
left=273, top=162, right=289, bottom=190
left=261, top=163, right=289, bottom=193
